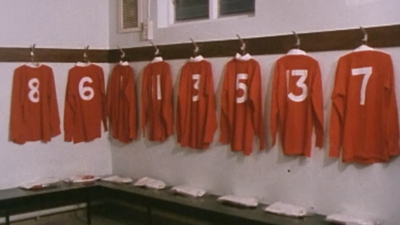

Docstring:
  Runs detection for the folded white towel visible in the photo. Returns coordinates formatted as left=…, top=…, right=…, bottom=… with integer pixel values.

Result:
left=68, top=175, right=100, bottom=183
left=101, top=175, right=132, bottom=184
left=218, top=195, right=258, bottom=207
left=326, top=214, right=374, bottom=225
left=134, top=177, right=166, bottom=190
left=264, top=202, right=307, bottom=217
left=171, top=185, right=206, bottom=197
left=20, top=177, right=61, bottom=190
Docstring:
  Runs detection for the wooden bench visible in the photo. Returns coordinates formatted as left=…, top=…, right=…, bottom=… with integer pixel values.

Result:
left=0, top=181, right=336, bottom=225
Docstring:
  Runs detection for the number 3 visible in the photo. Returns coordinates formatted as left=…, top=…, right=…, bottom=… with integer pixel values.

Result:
left=79, top=77, right=95, bottom=101
left=351, top=67, right=372, bottom=105
left=287, top=69, right=308, bottom=102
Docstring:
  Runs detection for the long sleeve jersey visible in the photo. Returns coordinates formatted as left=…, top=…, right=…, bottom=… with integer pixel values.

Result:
left=177, top=56, right=217, bottom=149
left=330, top=50, right=400, bottom=163
left=64, top=63, right=108, bottom=143
left=270, top=53, right=324, bottom=157
left=107, top=63, right=137, bottom=143
left=10, top=64, right=60, bottom=144
left=141, top=58, right=174, bottom=142
left=220, top=54, right=266, bottom=155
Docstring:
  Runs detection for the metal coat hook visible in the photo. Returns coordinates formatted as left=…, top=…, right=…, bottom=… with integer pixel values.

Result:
left=190, top=38, right=200, bottom=56
left=360, top=26, right=368, bottom=45
left=83, top=45, right=90, bottom=62
left=118, top=45, right=126, bottom=59
left=292, top=31, right=300, bottom=49
left=30, top=44, right=36, bottom=62
left=150, top=41, right=160, bottom=56
left=236, top=34, right=246, bottom=53
left=190, top=38, right=200, bottom=53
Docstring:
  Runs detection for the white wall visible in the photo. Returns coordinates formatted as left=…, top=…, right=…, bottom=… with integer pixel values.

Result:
left=0, top=0, right=110, bottom=49
left=110, top=0, right=400, bottom=48
left=0, top=0, right=112, bottom=189
left=110, top=1, right=400, bottom=224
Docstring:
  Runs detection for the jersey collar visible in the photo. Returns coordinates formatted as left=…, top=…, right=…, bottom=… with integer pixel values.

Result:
left=151, top=56, right=163, bottom=63
left=235, top=53, right=252, bottom=61
left=190, top=55, right=204, bottom=62
left=287, top=49, right=307, bottom=55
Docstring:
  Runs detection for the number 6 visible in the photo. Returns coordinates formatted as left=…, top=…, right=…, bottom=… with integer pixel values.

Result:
left=79, top=77, right=95, bottom=101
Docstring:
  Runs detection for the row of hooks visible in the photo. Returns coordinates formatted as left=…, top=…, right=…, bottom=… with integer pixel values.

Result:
left=28, top=27, right=369, bottom=62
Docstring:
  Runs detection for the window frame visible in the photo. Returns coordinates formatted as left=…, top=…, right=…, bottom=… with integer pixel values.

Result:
left=118, top=0, right=144, bottom=33
left=168, top=0, right=255, bottom=25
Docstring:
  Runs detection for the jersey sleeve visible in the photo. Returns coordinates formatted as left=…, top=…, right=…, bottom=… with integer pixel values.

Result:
left=202, top=63, right=217, bottom=144
left=176, top=65, right=187, bottom=143
left=249, top=62, right=266, bottom=150
left=311, top=62, right=324, bottom=148
left=99, top=67, right=108, bottom=132
left=163, top=64, right=174, bottom=136
left=219, top=63, right=230, bottom=144
left=10, top=68, right=25, bottom=144
left=329, top=58, right=347, bottom=157
left=48, top=68, right=61, bottom=138
left=64, top=72, right=75, bottom=142
left=141, top=67, right=149, bottom=137
left=384, top=56, right=400, bottom=156
left=126, top=67, right=138, bottom=139
left=106, top=68, right=114, bottom=127
left=270, top=62, right=281, bottom=147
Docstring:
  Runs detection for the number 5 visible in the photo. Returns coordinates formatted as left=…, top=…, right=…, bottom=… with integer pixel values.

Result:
left=236, top=73, right=248, bottom=104
left=352, top=67, right=372, bottom=105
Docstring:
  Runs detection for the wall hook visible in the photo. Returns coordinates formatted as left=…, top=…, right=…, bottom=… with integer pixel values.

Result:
left=360, top=26, right=368, bottom=45
left=117, top=45, right=126, bottom=59
left=150, top=41, right=160, bottom=56
left=236, top=34, right=246, bottom=54
left=292, top=31, right=300, bottom=49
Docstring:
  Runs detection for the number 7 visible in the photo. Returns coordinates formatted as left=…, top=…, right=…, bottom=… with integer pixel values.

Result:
left=351, top=67, right=372, bottom=105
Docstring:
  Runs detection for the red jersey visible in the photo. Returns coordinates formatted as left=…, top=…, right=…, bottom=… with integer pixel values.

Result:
left=64, top=63, right=108, bottom=143
left=107, top=63, right=137, bottom=143
left=177, top=56, right=217, bottom=149
left=330, top=50, right=400, bottom=163
left=270, top=52, right=324, bottom=157
left=141, top=58, right=173, bottom=141
left=220, top=54, right=266, bottom=155
left=10, top=64, right=60, bottom=144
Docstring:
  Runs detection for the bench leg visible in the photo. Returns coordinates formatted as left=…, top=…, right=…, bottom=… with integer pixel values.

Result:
left=5, top=209, right=10, bottom=225
left=86, top=197, right=91, bottom=225
left=147, top=205, right=152, bottom=225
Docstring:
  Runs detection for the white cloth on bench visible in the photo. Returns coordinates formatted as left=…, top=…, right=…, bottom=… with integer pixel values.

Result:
left=264, top=202, right=307, bottom=217
left=171, top=185, right=206, bottom=197
left=217, top=195, right=258, bottom=207
left=134, top=177, right=166, bottom=189
left=326, top=213, right=374, bottom=225
left=101, top=175, right=132, bottom=184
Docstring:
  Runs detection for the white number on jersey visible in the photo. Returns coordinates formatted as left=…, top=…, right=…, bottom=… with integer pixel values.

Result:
left=28, top=78, right=40, bottom=103
left=286, top=69, right=308, bottom=102
left=236, top=73, right=248, bottom=104
left=192, top=74, right=200, bottom=102
left=152, top=75, right=162, bottom=100
left=79, top=77, right=95, bottom=101
left=351, top=67, right=372, bottom=105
